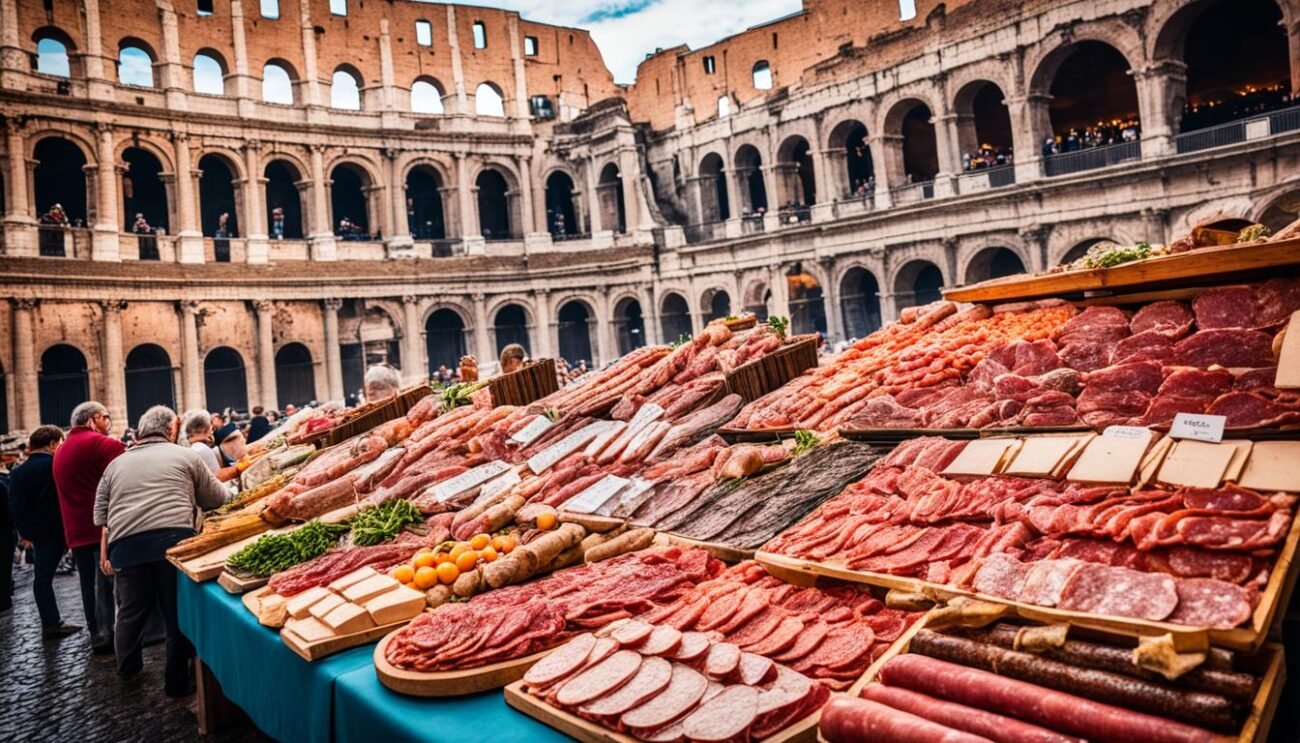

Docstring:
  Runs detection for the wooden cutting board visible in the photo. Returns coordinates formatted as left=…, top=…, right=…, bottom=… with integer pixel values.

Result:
left=1067, top=431, right=1154, bottom=484
left=1005, top=435, right=1089, bottom=477
left=373, top=629, right=553, bottom=696
left=1157, top=440, right=1238, bottom=489
left=1238, top=442, right=1300, bottom=492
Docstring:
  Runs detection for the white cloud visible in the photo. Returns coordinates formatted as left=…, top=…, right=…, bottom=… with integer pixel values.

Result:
left=459, top=0, right=802, bottom=83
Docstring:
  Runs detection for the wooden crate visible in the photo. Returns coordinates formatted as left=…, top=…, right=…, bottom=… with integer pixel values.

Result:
left=292, top=384, right=431, bottom=449
left=490, top=358, right=560, bottom=407
left=724, top=336, right=821, bottom=404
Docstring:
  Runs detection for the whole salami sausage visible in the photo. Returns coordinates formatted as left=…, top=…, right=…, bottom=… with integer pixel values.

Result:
left=819, top=697, right=994, bottom=743
left=909, top=631, right=1240, bottom=731
left=879, top=654, right=1216, bottom=743
left=860, top=684, right=1082, bottom=743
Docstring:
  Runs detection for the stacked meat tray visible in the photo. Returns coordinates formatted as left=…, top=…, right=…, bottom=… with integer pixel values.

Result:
left=725, top=277, right=1300, bottom=435
left=821, top=616, right=1284, bottom=743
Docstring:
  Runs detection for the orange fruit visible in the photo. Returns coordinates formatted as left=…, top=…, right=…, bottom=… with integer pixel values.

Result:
left=414, top=566, right=439, bottom=589
left=536, top=511, right=557, bottom=531
left=455, top=550, right=480, bottom=573
left=435, top=561, right=460, bottom=585
left=449, top=543, right=470, bottom=562
left=469, top=534, right=491, bottom=551
left=393, top=565, right=415, bottom=584
left=413, top=552, right=437, bottom=569
left=480, top=545, right=498, bottom=563
left=415, top=547, right=433, bottom=555
left=494, top=535, right=517, bottom=554
left=434, top=552, right=452, bottom=564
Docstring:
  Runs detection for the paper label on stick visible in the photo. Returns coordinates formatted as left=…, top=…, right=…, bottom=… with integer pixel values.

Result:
left=431, top=461, right=512, bottom=503
left=471, top=469, right=521, bottom=506
left=1103, top=425, right=1150, bottom=441
left=563, top=475, right=630, bottom=514
left=1169, top=413, right=1226, bottom=443
left=509, top=416, right=553, bottom=446
left=528, top=421, right=614, bottom=474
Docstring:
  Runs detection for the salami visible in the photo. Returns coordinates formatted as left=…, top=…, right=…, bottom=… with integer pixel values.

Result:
left=820, top=697, right=994, bottom=743
left=1057, top=564, right=1178, bottom=622
left=554, top=649, right=643, bottom=707
left=1165, top=577, right=1254, bottom=629
left=523, top=632, right=599, bottom=688
left=680, top=684, right=760, bottom=742
left=860, top=684, right=1083, bottom=743
left=620, top=663, right=709, bottom=731
left=578, top=656, right=673, bottom=717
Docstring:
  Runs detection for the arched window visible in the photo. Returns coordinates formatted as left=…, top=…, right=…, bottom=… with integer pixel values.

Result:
left=614, top=298, right=645, bottom=356
left=198, top=154, right=238, bottom=238
left=118, top=44, right=155, bottom=88
left=406, top=165, right=446, bottom=240
left=262, top=62, right=294, bottom=104
left=475, top=82, right=504, bottom=117
left=275, top=343, right=316, bottom=408
left=425, top=309, right=466, bottom=371
left=265, top=160, right=304, bottom=239
left=557, top=301, right=593, bottom=365
left=493, top=304, right=530, bottom=355
left=193, top=52, right=225, bottom=95
left=204, top=347, right=249, bottom=413
left=331, top=67, right=362, bottom=110
left=411, top=78, right=445, bottom=114
left=38, top=344, right=88, bottom=426
left=752, top=60, right=772, bottom=90
left=35, top=37, right=70, bottom=77
left=125, top=344, right=175, bottom=423
left=717, top=95, right=731, bottom=118
left=786, top=265, right=827, bottom=336
left=660, top=293, right=692, bottom=344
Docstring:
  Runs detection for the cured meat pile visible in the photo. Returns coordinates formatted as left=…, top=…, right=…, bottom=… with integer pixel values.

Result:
left=730, top=278, right=1300, bottom=432
left=822, top=625, right=1258, bottom=743
left=636, top=562, right=919, bottom=691
left=267, top=514, right=454, bottom=596
left=384, top=547, right=722, bottom=672
left=521, top=618, right=830, bottom=742
left=764, top=437, right=1291, bottom=628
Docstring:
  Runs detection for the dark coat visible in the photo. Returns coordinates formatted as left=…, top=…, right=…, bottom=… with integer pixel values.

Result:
left=9, top=453, right=64, bottom=544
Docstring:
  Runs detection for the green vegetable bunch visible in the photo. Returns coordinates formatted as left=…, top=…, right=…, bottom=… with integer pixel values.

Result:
left=436, top=381, right=485, bottom=412
left=349, top=499, right=423, bottom=547
left=767, top=315, right=790, bottom=339
left=793, top=429, right=820, bottom=456
left=1079, top=241, right=1152, bottom=269
left=227, top=520, right=349, bottom=577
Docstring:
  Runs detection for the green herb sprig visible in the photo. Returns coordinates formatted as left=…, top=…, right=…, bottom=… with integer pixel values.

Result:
left=349, top=499, right=423, bottom=547
left=793, top=429, right=820, bottom=456
left=226, top=520, right=349, bottom=577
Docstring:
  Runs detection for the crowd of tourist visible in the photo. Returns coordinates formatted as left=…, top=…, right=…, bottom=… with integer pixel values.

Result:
left=1180, top=85, right=1294, bottom=132
left=1041, top=119, right=1141, bottom=157
left=961, top=145, right=1013, bottom=171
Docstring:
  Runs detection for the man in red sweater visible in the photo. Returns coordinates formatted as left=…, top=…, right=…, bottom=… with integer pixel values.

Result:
left=52, top=401, right=124, bottom=654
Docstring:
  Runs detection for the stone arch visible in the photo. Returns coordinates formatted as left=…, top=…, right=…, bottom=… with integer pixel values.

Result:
left=659, top=291, right=693, bottom=342
left=192, top=47, right=230, bottom=95
left=732, top=143, right=768, bottom=214
left=204, top=346, right=249, bottom=413
left=742, top=278, right=772, bottom=320
left=31, top=135, right=91, bottom=226
left=32, top=26, right=77, bottom=77
left=963, top=246, right=1028, bottom=284
left=120, top=144, right=170, bottom=233
left=124, top=343, right=175, bottom=423
left=28, top=128, right=97, bottom=164
left=700, top=287, right=732, bottom=322
left=952, top=78, right=1014, bottom=166
left=117, top=37, right=158, bottom=88
left=892, top=259, right=946, bottom=309
left=197, top=151, right=243, bottom=238
left=696, top=151, right=729, bottom=223
left=838, top=265, right=883, bottom=339
left=330, top=64, right=364, bottom=110
left=825, top=117, right=874, bottom=198
left=113, top=136, right=174, bottom=173
left=1175, top=198, right=1257, bottom=236
left=410, top=76, right=447, bottom=115
left=274, top=341, right=316, bottom=408
left=263, top=156, right=305, bottom=239
left=612, top=294, right=647, bottom=355
left=475, top=162, right=521, bottom=240
left=404, top=162, right=447, bottom=240
left=38, top=342, right=89, bottom=426
left=544, top=167, right=581, bottom=236
left=328, top=157, right=380, bottom=237
left=880, top=95, right=940, bottom=185
left=785, top=262, right=828, bottom=336
left=425, top=307, right=468, bottom=372
left=555, top=297, right=596, bottom=365
left=491, top=300, right=534, bottom=356
left=1251, top=182, right=1300, bottom=233
left=597, top=161, right=626, bottom=234
left=1027, top=28, right=1145, bottom=150
left=775, top=135, right=816, bottom=206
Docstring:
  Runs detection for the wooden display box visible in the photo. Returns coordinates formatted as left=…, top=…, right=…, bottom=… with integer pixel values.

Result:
left=292, top=384, right=431, bottom=449
left=489, top=358, right=560, bottom=407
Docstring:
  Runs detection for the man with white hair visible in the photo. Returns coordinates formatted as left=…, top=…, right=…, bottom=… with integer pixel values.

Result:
left=364, top=363, right=402, bottom=402
left=52, top=400, right=124, bottom=654
left=94, top=405, right=229, bottom=697
left=181, top=409, right=241, bottom=482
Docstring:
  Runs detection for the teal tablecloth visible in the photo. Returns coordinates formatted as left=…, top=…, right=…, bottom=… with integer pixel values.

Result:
left=177, top=575, right=570, bottom=743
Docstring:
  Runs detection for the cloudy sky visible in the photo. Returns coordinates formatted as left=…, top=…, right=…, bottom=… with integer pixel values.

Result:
left=465, top=0, right=803, bottom=84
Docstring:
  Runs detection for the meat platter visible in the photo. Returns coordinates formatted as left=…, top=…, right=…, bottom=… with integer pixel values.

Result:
left=822, top=610, right=1286, bottom=743
left=374, top=632, right=554, bottom=697
left=757, top=435, right=1300, bottom=651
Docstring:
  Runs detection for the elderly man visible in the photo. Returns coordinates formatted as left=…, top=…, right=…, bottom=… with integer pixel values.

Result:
left=95, top=406, right=229, bottom=697
left=181, top=409, right=242, bottom=483
left=10, top=426, right=80, bottom=638
left=364, top=364, right=402, bottom=402
left=52, top=401, right=124, bottom=654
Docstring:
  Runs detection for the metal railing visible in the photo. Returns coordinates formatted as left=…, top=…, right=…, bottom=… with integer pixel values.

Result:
left=684, top=221, right=726, bottom=243
left=988, top=165, right=1016, bottom=188
left=38, top=226, right=68, bottom=256
left=777, top=206, right=812, bottom=225
left=550, top=231, right=591, bottom=242
left=1270, top=105, right=1300, bottom=135
left=740, top=215, right=765, bottom=235
left=214, top=237, right=231, bottom=262
left=1043, top=140, right=1140, bottom=176
left=1175, top=120, right=1246, bottom=154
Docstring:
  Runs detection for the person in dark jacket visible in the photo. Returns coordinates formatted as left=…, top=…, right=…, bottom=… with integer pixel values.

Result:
left=246, top=406, right=271, bottom=443
left=9, top=426, right=79, bottom=637
left=0, top=467, right=13, bottom=613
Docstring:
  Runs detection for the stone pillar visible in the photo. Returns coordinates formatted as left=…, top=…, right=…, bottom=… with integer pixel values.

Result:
left=402, top=295, right=425, bottom=383
left=0, top=0, right=22, bottom=74
left=455, top=153, right=482, bottom=252
left=1133, top=61, right=1186, bottom=159
left=533, top=289, right=553, bottom=358
left=384, top=150, right=412, bottom=251
left=180, top=301, right=203, bottom=410
left=243, top=141, right=269, bottom=262
left=446, top=5, right=469, bottom=114
left=619, top=147, right=649, bottom=233
left=322, top=298, right=344, bottom=402
left=378, top=20, right=398, bottom=114
left=809, top=147, right=835, bottom=221
left=99, top=300, right=127, bottom=425
left=230, top=0, right=254, bottom=116
left=299, top=0, right=323, bottom=108
left=770, top=264, right=792, bottom=320
left=931, top=112, right=960, bottom=197
left=472, top=293, right=493, bottom=364
left=172, top=133, right=204, bottom=263
left=1005, top=94, right=1044, bottom=184
left=594, top=289, right=611, bottom=367
left=866, top=135, right=893, bottom=209
left=819, top=258, right=842, bottom=343
left=253, top=300, right=278, bottom=411
left=308, top=144, right=337, bottom=260
left=157, top=3, right=188, bottom=109
left=507, top=15, right=530, bottom=119
left=81, top=0, right=110, bottom=94
left=642, top=285, right=660, bottom=345
left=92, top=125, right=121, bottom=261
left=516, top=155, right=537, bottom=236
left=3, top=122, right=36, bottom=256
left=11, top=298, right=39, bottom=429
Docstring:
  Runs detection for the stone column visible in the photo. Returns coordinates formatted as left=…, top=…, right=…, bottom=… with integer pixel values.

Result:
left=455, top=153, right=483, bottom=252
left=322, top=298, right=344, bottom=402
left=0, top=0, right=22, bottom=74
left=769, top=264, right=792, bottom=320
left=157, top=3, right=188, bottom=109
left=172, top=133, right=204, bottom=263
left=1005, top=94, right=1044, bottom=184
left=81, top=0, right=111, bottom=95
left=230, top=0, right=254, bottom=116
left=3, top=122, right=36, bottom=256
left=253, top=300, right=278, bottom=411
left=11, top=298, right=39, bottom=429
left=377, top=19, right=398, bottom=115
left=384, top=149, right=412, bottom=251
left=585, top=159, right=604, bottom=234
left=507, top=15, right=530, bottom=119
left=1133, top=61, right=1186, bottom=159
left=180, top=301, right=203, bottom=410
left=866, top=135, right=893, bottom=209
left=99, top=300, right=127, bottom=425
left=809, top=147, right=835, bottom=221
left=243, top=141, right=269, bottom=262
left=299, top=0, right=323, bottom=108
left=472, top=293, right=493, bottom=363
left=92, top=125, right=121, bottom=261
left=446, top=5, right=469, bottom=114
left=619, top=147, right=648, bottom=233
left=818, top=258, right=842, bottom=343
left=642, top=285, right=660, bottom=345
left=402, top=295, right=426, bottom=383
left=516, top=155, right=538, bottom=237
left=594, top=289, right=611, bottom=367
left=533, top=289, right=553, bottom=358
left=931, top=112, right=960, bottom=197
left=308, top=144, right=337, bottom=260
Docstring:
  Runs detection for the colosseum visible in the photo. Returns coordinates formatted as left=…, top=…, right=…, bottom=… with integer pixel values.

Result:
left=1, top=0, right=1298, bottom=432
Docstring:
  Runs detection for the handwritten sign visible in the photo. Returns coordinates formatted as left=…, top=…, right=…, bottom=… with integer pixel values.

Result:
left=597, top=476, right=654, bottom=517
left=509, top=416, right=553, bottom=446
left=470, top=469, right=521, bottom=507
left=584, top=421, right=627, bottom=458
left=1169, top=413, right=1226, bottom=443
left=1103, top=425, right=1151, bottom=441
left=528, top=421, right=615, bottom=474
left=563, top=475, right=630, bottom=514
left=431, top=461, right=512, bottom=503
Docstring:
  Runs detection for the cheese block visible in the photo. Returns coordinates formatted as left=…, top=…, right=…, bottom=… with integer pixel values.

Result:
left=341, top=573, right=400, bottom=604
left=327, top=566, right=378, bottom=593
left=285, top=586, right=331, bottom=620
left=321, top=602, right=376, bottom=634
left=284, top=616, right=335, bottom=643
left=307, top=592, right=346, bottom=620
left=256, top=593, right=288, bottom=628
left=364, top=585, right=426, bottom=625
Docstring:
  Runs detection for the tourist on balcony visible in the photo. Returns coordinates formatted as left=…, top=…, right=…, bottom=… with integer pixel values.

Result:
left=131, top=213, right=153, bottom=234
left=40, top=203, right=69, bottom=226
left=271, top=205, right=285, bottom=239
left=10, top=426, right=80, bottom=639
left=216, top=212, right=232, bottom=239
left=1042, top=137, right=1056, bottom=157
left=363, top=364, right=402, bottom=402
left=499, top=343, right=526, bottom=375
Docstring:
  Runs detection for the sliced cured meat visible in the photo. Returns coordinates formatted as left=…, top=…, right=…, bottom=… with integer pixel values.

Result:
left=1018, top=559, right=1083, bottom=607
left=1174, top=329, right=1275, bottom=368
left=681, top=684, right=760, bottom=742
left=1193, top=286, right=1256, bottom=330
left=610, top=619, right=654, bottom=647
left=819, top=697, right=994, bottom=743
left=1254, top=278, right=1300, bottom=326
left=1112, top=330, right=1175, bottom=364
left=669, top=632, right=711, bottom=662
left=743, top=616, right=804, bottom=656
left=579, top=656, right=673, bottom=717
left=1130, top=300, right=1194, bottom=339
left=971, top=553, right=1032, bottom=599
left=770, top=620, right=829, bottom=663
left=620, top=663, right=709, bottom=732
left=859, top=684, right=1083, bottom=743
left=1176, top=513, right=1288, bottom=550
left=738, top=652, right=776, bottom=685
left=638, top=625, right=684, bottom=657
left=703, top=642, right=742, bottom=680
left=1057, top=564, right=1178, bottom=621
left=1166, top=578, right=1253, bottom=629
left=554, top=649, right=643, bottom=706
left=1180, top=485, right=1268, bottom=512
left=1167, top=546, right=1254, bottom=583
left=1205, top=392, right=1300, bottom=428
left=523, top=632, right=598, bottom=688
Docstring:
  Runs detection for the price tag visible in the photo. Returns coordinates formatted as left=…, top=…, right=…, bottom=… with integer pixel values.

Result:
left=470, top=469, right=521, bottom=506
left=596, top=476, right=654, bottom=517
left=563, top=475, right=630, bottom=514
left=509, top=415, right=553, bottom=446
left=528, top=421, right=614, bottom=474
left=584, top=421, right=627, bottom=458
left=1169, top=413, right=1226, bottom=443
left=1103, top=425, right=1151, bottom=440
left=431, top=461, right=512, bottom=503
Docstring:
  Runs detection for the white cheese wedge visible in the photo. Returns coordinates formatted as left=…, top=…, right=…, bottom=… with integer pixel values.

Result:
left=327, top=566, right=378, bottom=593
left=307, top=592, right=345, bottom=620
left=364, top=585, right=426, bottom=625
left=284, top=617, right=335, bottom=643
left=341, top=573, right=400, bottom=605
left=321, top=602, right=376, bottom=634
left=285, top=586, right=331, bottom=620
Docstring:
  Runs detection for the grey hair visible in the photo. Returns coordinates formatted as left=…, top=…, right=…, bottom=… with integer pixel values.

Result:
left=137, top=405, right=179, bottom=440
left=180, top=409, right=213, bottom=439
left=364, top=365, right=401, bottom=393
left=70, top=401, right=108, bottom=427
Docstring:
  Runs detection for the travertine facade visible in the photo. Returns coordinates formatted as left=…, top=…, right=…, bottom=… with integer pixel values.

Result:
left=2, top=0, right=1299, bottom=433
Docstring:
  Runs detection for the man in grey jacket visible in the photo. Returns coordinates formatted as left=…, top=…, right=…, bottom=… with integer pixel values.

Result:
left=94, top=405, right=229, bottom=697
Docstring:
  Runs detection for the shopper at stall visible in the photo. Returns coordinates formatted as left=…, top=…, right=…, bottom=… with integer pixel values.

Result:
left=181, top=409, right=241, bottom=483
left=94, top=405, right=229, bottom=697
left=363, top=364, right=402, bottom=402
left=213, top=423, right=249, bottom=481
left=52, top=401, right=124, bottom=654
left=499, top=343, right=527, bottom=375
left=10, top=426, right=79, bottom=638
left=246, top=406, right=271, bottom=443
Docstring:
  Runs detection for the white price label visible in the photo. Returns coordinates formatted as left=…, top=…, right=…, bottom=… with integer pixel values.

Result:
left=528, top=421, right=614, bottom=474
left=431, top=461, right=512, bottom=503
left=1169, top=413, right=1226, bottom=443
left=470, top=469, right=521, bottom=506
left=584, top=421, right=627, bottom=458
left=509, top=416, right=553, bottom=446
left=563, top=475, right=630, bottom=514
left=1103, top=425, right=1150, bottom=441
left=627, top=403, right=665, bottom=430
left=597, top=476, right=654, bottom=517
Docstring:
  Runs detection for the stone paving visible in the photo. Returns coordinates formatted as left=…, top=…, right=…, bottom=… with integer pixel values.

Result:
left=0, top=562, right=269, bottom=742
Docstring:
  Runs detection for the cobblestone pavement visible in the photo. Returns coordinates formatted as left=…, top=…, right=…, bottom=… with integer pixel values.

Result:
left=0, top=562, right=269, bottom=742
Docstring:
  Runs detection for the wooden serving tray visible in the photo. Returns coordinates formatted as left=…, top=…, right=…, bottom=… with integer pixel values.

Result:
left=654, top=531, right=754, bottom=564
left=217, top=569, right=268, bottom=594
left=374, top=629, right=553, bottom=696
left=168, top=529, right=273, bottom=582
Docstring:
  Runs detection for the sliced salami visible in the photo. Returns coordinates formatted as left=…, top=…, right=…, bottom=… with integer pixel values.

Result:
left=669, top=632, right=711, bottom=662
left=610, top=619, right=655, bottom=647
left=579, top=656, right=673, bottom=717
left=738, top=652, right=776, bottom=685
left=554, top=649, right=643, bottom=707
left=1166, top=578, right=1254, bottom=629
left=680, top=684, right=760, bottom=742
left=1057, top=564, right=1178, bottom=622
left=621, top=663, right=710, bottom=731
left=703, top=642, right=742, bottom=679
left=523, top=632, right=598, bottom=688
left=639, top=625, right=684, bottom=657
